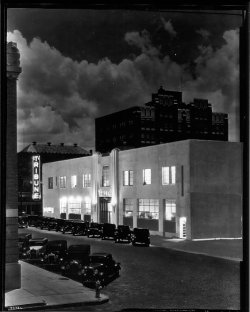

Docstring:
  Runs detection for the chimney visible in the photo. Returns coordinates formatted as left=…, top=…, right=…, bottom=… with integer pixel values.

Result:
left=74, top=143, right=78, bottom=147
left=32, top=141, right=37, bottom=145
left=47, top=142, right=51, bottom=146
left=60, top=143, right=64, bottom=146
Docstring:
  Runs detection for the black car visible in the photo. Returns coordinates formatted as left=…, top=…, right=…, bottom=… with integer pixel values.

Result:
left=39, top=217, right=54, bottom=230
left=41, top=240, right=67, bottom=270
left=72, top=221, right=89, bottom=236
left=131, top=228, right=150, bottom=246
left=27, top=215, right=40, bottom=227
left=101, top=223, right=116, bottom=240
left=26, top=237, right=48, bottom=262
left=47, top=219, right=60, bottom=231
left=18, top=233, right=31, bottom=259
left=115, top=225, right=132, bottom=243
left=81, top=253, right=121, bottom=288
left=87, top=222, right=103, bottom=238
left=61, top=220, right=76, bottom=234
left=60, top=244, right=91, bottom=278
left=18, top=216, right=28, bottom=228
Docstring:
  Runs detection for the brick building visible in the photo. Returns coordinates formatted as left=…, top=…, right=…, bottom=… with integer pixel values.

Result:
left=95, top=86, right=228, bottom=153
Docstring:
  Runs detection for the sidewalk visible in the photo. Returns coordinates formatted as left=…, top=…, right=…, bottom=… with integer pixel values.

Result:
left=150, top=235, right=242, bottom=261
left=5, top=261, right=109, bottom=311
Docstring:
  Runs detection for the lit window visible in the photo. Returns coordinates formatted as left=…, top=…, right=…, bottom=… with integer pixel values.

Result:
left=102, top=166, right=110, bottom=187
left=162, top=166, right=176, bottom=185
left=48, top=177, right=53, bottom=189
left=123, top=198, right=133, bottom=217
left=165, top=200, right=176, bottom=221
left=71, top=175, right=77, bottom=188
left=143, top=169, right=151, bottom=185
left=83, top=174, right=91, bottom=187
left=60, top=198, right=67, bottom=213
left=43, top=207, right=54, bottom=213
left=68, top=197, right=81, bottom=214
left=138, top=199, right=159, bottom=219
left=83, top=198, right=91, bottom=215
left=123, top=170, right=134, bottom=186
left=59, top=176, right=66, bottom=188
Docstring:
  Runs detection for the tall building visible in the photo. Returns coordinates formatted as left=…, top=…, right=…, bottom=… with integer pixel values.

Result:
left=6, top=42, right=22, bottom=290
left=43, top=140, right=242, bottom=240
left=18, top=142, right=91, bottom=216
left=95, top=86, right=228, bottom=153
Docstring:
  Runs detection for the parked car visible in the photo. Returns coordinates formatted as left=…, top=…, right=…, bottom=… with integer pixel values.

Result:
left=86, top=222, right=103, bottom=238
left=47, top=219, right=60, bottom=231
left=18, top=216, right=28, bottom=228
left=131, top=228, right=150, bottom=246
left=114, top=225, right=132, bottom=243
left=81, top=253, right=121, bottom=288
left=101, top=223, right=116, bottom=240
left=72, top=221, right=89, bottom=236
left=26, top=237, right=48, bottom=262
left=39, top=217, right=54, bottom=230
left=27, top=215, right=40, bottom=227
left=18, top=233, right=31, bottom=259
left=60, top=244, right=90, bottom=278
left=61, top=220, right=76, bottom=234
left=41, top=240, right=67, bottom=270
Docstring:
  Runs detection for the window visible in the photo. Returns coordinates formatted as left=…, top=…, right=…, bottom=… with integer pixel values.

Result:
left=143, top=169, right=151, bottom=185
left=123, top=199, right=133, bottom=217
left=48, top=177, right=53, bottom=189
left=162, top=166, right=176, bottom=185
left=165, top=200, right=176, bottom=221
left=60, top=198, right=67, bottom=213
left=102, top=166, right=110, bottom=187
left=123, top=170, right=134, bottom=186
left=71, top=175, right=77, bottom=188
left=83, top=174, right=91, bottom=188
left=68, top=197, right=81, bottom=214
left=83, top=199, right=91, bottom=215
left=138, top=199, right=159, bottom=219
left=43, top=207, right=54, bottom=213
left=59, top=176, right=66, bottom=188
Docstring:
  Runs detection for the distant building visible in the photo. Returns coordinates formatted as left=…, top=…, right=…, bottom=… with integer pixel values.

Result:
left=18, top=142, right=91, bottom=216
left=95, top=86, right=228, bottom=153
left=43, top=140, right=242, bottom=240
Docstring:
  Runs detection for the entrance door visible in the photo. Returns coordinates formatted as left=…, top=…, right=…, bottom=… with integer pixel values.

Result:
left=99, top=197, right=111, bottom=223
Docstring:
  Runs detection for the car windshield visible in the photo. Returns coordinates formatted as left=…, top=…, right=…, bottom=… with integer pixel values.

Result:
left=30, top=241, right=44, bottom=246
left=47, top=245, right=63, bottom=252
left=90, top=256, right=108, bottom=263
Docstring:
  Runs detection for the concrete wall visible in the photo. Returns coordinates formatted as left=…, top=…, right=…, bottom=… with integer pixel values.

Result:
left=190, top=140, right=242, bottom=239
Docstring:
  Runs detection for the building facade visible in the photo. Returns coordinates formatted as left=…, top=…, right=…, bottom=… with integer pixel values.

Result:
left=95, top=87, right=228, bottom=153
left=18, top=142, right=91, bottom=216
left=43, top=140, right=242, bottom=240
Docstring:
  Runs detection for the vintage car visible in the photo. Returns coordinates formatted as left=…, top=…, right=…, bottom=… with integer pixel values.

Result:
left=60, top=244, right=91, bottom=278
left=26, top=237, right=48, bottom=262
left=114, top=225, right=132, bottom=243
left=18, top=216, right=28, bottom=228
left=72, top=221, right=89, bottom=236
left=81, top=253, right=121, bottom=288
left=41, top=240, right=67, bottom=270
left=39, top=217, right=55, bottom=230
left=61, top=220, right=76, bottom=234
left=101, top=223, right=116, bottom=240
left=47, top=219, right=59, bottom=231
left=27, top=215, right=40, bottom=227
left=86, top=222, right=103, bottom=238
left=131, top=228, right=150, bottom=247
left=18, top=233, right=31, bottom=259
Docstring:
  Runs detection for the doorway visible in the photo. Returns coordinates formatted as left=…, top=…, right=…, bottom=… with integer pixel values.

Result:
left=99, top=197, right=112, bottom=223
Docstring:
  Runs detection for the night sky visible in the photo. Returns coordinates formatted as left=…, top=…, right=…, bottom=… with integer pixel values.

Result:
left=7, top=8, right=242, bottom=152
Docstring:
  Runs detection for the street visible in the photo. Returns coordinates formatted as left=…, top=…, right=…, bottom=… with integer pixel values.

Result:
left=19, top=227, right=241, bottom=311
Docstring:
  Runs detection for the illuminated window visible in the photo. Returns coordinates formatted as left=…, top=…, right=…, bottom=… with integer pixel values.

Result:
left=68, top=197, right=81, bottom=214
left=165, top=200, right=176, bottom=221
left=123, top=170, right=134, bottom=186
left=143, top=169, right=151, bottom=185
left=102, top=166, right=110, bottom=187
left=48, top=177, right=53, bottom=189
left=83, top=198, right=91, bottom=215
left=83, top=174, right=91, bottom=188
left=60, top=198, right=67, bottom=213
left=162, top=166, right=176, bottom=185
left=138, top=199, right=159, bottom=219
left=71, top=175, right=77, bottom=188
left=59, top=176, right=66, bottom=188
left=123, top=198, right=133, bottom=217
left=43, top=207, right=54, bottom=213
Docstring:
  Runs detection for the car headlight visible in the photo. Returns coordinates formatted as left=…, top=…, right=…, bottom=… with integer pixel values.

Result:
left=61, top=265, right=65, bottom=270
left=99, top=272, right=104, bottom=276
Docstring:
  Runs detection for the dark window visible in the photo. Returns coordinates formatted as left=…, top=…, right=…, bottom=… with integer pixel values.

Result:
left=48, top=177, right=53, bottom=189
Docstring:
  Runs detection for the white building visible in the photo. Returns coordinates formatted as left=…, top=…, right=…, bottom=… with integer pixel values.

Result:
left=42, top=140, right=242, bottom=240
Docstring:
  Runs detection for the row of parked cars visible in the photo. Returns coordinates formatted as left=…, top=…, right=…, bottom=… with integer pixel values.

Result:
left=18, top=233, right=121, bottom=288
left=19, top=215, right=151, bottom=247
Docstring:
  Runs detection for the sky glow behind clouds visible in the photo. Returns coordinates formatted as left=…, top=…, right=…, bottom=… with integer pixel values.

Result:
left=7, top=9, right=241, bottom=152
